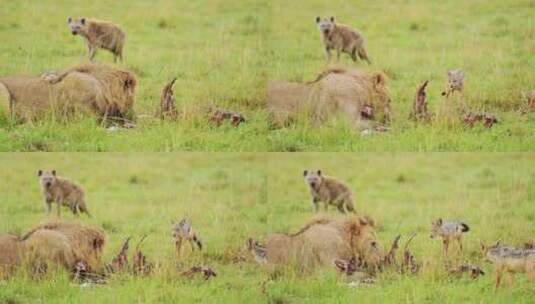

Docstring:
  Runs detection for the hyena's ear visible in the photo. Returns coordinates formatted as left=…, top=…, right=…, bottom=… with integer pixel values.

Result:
left=37, top=170, right=43, bottom=177
left=315, top=16, right=320, bottom=23
left=437, top=218, right=442, bottom=225
left=330, top=16, right=335, bottom=23
left=67, top=17, right=72, bottom=24
left=80, top=18, right=86, bottom=25
left=51, top=170, right=56, bottom=176
left=317, top=170, right=322, bottom=176
left=303, top=170, right=308, bottom=177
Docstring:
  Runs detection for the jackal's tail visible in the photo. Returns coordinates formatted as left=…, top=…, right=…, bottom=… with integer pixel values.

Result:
left=460, top=223, right=470, bottom=233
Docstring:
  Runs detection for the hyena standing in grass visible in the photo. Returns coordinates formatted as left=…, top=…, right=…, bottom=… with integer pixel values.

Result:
left=37, top=170, right=91, bottom=217
left=67, top=17, right=125, bottom=62
left=430, top=218, right=469, bottom=257
left=303, top=170, right=356, bottom=214
left=316, top=16, right=371, bottom=64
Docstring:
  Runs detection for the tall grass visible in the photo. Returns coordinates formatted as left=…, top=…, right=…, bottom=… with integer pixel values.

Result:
left=0, top=0, right=533, bottom=151
left=0, top=153, right=533, bottom=303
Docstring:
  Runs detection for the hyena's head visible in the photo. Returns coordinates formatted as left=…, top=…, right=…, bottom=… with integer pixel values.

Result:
left=316, top=16, right=335, bottom=35
left=430, top=218, right=443, bottom=238
left=303, top=170, right=323, bottom=190
left=67, top=17, right=88, bottom=36
left=37, top=170, right=57, bottom=189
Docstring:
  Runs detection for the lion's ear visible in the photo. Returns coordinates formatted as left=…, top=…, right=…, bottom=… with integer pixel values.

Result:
left=51, top=170, right=56, bottom=176
left=67, top=17, right=72, bottom=24
left=303, top=170, right=308, bottom=177
left=37, top=170, right=43, bottom=177
left=316, top=16, right=320, bottom=23
left=80, top=18, right=86, bottom=25
left=330, top=16, right=335, bottom=23
left=374, top=72, right=387, bottom=86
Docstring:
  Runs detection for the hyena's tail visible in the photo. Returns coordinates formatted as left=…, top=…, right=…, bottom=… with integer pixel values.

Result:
left=358, top=47, right=372, bottom=65
left=460, top=223, right=469, bottom=233
left=79, top=203, right=92, bottom=218
left=345, top=202, right=357, bottom=214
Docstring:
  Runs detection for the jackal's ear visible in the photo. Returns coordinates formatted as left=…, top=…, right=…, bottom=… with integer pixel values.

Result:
left=80, top=18, right=86, bottom=25
left=317, top=170, right=322, bottom=176
left=51, top=170, right=56, bottom=176
left=303, top=170, right=308, bottom=177
left=480, top=241, right=486, bottom=252
left=316, top=16, right=320, bottom=23
left=493, top=239, right=501, bottom=247
left=67, top=17, right=72, bottom=24
left=37, top=170, right=43, bottom=177
left=330, top=16, right=335, bottom=23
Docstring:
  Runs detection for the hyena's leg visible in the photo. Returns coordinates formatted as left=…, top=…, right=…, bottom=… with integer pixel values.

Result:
left=88, top=45, right=97, bottom=62
left=70, top=199, right=79, bottom=216
left=325, top=47, right=332, bottom=62
left=56, top=200, right=62, bottom=218
left=350, top=46, right=358, bottom=62
left=312, top=197, right=320, bottom=213
left=358, top=47, right=372, bottom=65
left=336, top=203, right=346, bottom=214
left=344, top=200, right=356, bottom=214
left=44, top=197, right=53, bottom=215
left=335, top=49, right=341, bottom=62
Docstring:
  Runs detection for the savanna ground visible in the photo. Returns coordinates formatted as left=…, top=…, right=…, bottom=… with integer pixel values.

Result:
left=0, top=153, right=534, bottom=303
left=0, top=0, right=534, bottom=151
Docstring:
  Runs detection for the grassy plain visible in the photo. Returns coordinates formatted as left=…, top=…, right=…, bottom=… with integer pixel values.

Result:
left=0, top=0, right=534, bottom=151
left=0, top=153, right=534, bottom=303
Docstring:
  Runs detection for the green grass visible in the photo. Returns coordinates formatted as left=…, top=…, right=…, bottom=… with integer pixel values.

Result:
left=0, top=0, right=534, bottom=151
left=0, top=153, right=534, bottom=303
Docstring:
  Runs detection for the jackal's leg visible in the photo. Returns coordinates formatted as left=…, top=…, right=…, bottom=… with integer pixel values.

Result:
left=494, top=269, right=503, bottom=291
left=175, top=239, right=183, bottom=258
left=527, top=269, right=535, bottom=281
left=506, top=272, right=515, bottom=287
left=442, top=239, right=449, bottom=257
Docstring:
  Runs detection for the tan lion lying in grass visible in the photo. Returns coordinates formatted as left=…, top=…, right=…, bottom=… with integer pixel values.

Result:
left=0, top=63, right=137, bottom=123
left=247, top=215, right=382, bottom=274
left=0, top=221, right=106, bottom=279
left=266, top=67, right=392, bottom=130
